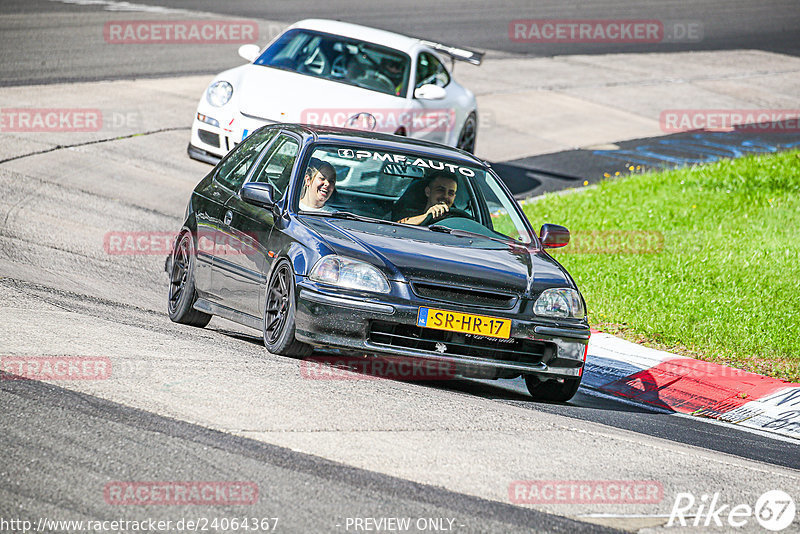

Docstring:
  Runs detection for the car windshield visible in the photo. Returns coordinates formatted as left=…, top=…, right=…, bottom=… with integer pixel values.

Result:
left=254, top=29, right=410, bottom=97
left=295, top=145, right=535, bottom=245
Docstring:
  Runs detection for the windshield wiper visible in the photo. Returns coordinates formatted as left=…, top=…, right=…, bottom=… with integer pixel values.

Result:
left=428, top=225, right=519, bottom=246
left=329, top=211, right=379, bottom=222
left=301, top=211, right=408, bottom=228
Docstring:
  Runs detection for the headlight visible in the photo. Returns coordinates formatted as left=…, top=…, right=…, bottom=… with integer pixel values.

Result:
left=196, top=112, right=219, bottom=127
left=206, top=81, right=233, bottom=107
left=533, top=288, right=585, bottom=318
left=309, top=256, right=390, bottom=294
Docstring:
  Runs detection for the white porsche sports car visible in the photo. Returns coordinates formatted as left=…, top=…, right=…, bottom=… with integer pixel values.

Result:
left=188, top=19, right=483, bottom=163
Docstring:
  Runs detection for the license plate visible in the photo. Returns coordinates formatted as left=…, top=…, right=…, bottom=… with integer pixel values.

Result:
left=416, top=307, right=511, bottom=339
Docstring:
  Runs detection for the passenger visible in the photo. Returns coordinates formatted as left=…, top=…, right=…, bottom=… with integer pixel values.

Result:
left=299, top=158, right=337, bottom=212
left=397, top=173, right=457, bottom=225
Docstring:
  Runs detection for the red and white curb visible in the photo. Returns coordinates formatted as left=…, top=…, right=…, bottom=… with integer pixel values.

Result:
left=583, top=332, right=800, bottom=441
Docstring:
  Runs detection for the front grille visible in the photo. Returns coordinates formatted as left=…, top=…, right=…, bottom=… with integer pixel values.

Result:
left=368, top=321, right=552, bottom=364
left=198, top=129, right=220, bottom=148
left=410, top=282, right=517, bottom=309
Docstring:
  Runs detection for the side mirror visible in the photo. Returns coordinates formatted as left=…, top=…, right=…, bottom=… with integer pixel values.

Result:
left=539, top=224, right=570, bottom=248
left=238, top=44, right=261, bottom=63
left=414, top=84, right=447, bottom=100
left=240, top=182, right=276, bottom=208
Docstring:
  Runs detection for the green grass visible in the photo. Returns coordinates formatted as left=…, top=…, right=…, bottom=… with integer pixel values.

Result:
left=520, top=150, right=800, bottom=382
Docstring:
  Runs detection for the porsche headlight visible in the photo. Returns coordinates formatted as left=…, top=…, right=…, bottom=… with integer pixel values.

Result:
left=206, top=81, right=233, bottom=107
left=533, top=288, right=585, bottom=318
left=309, top=256, right=390, bottom=294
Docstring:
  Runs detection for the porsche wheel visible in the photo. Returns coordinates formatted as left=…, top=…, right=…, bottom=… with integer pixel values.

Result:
left=456, top=112, right=477, bottom=154
left=263, top=260, right=313, bottom=357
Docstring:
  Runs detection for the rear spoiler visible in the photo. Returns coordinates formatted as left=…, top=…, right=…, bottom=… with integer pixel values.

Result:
left=419, top=40, right=484, bottom=66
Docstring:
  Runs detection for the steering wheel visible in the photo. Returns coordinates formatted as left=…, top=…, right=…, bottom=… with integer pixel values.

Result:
left=421, top=207, right=473, bottom=226
left=355, top=70, right=396, bottom=93
left=331, top=55, right=348, bottom=77
left=302, top=47, right=326, bottom=75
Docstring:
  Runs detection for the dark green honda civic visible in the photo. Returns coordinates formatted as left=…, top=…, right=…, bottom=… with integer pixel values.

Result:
left=167, top=124, right=590, bottom=401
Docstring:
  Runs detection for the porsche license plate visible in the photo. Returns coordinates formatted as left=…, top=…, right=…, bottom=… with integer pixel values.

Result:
left=416, top=307, right=511, bottom=339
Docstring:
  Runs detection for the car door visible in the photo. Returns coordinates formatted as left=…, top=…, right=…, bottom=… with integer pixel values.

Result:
left=412, top=51, right=459, bottom=145
left=217, top=133, right=301, bottom=319
left=200, top=128, right=277, bottom=300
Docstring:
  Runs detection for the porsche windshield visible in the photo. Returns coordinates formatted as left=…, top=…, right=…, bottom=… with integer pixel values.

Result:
left=295, top=145, right=535, bottom=245
left=255, top=29, right=410, bottom=97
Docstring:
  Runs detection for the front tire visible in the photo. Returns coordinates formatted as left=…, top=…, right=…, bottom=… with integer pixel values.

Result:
left=525, top=375, right=581, bottom=402
left=167, top=232, right=212, bottom=327
left=263, top=260, right=313, bottom=357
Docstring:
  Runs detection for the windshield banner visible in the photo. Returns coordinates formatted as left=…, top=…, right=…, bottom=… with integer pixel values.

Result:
left=333, top=148, right=476, bottom=177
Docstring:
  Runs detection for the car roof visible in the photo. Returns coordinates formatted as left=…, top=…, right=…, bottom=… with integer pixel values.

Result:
left=289, top=19, right=421, bottom=55
left=279, top=123, right=484, bottom=167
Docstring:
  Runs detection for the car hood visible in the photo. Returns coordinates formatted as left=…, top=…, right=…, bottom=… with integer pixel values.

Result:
left=236, top=65, right=406, bottom=124
left=301, top=217, right=571, bottom=296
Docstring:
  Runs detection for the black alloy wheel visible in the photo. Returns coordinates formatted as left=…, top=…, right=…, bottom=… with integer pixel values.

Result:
left=167, top=232, right=211, bottom=327
left=263, top=260, right=312, bottom=357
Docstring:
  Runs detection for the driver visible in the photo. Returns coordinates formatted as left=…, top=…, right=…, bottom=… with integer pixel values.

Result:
left=397, top=173, right=457, bottom=225
left=381, top=57, right=405, bottom=95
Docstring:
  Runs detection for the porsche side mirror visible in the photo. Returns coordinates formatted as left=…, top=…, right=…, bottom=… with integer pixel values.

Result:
left=539, top=224, right=570, bottom=248
left=238, top=44, right=260, bottom=63
left=414, top=84, right=447, bottom=100
left=240, top=182, right=276, bottom=209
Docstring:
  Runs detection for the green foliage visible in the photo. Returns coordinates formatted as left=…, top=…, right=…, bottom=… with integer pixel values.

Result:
left=521, top=151, right=800, bottom=381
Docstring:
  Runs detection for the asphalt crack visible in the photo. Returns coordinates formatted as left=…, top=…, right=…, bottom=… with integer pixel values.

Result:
left=0, top=126, right=190, bottom=166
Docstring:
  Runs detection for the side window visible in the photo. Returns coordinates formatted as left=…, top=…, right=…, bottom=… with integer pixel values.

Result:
left=415, top=52, right=450, bottom=89
left=249, top=135, right=300, bottom=200
left=215, top=129, right=276, bottom=191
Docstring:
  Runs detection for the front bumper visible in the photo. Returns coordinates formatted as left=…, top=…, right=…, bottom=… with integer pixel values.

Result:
left=187, top=143, right=222, bottom=165
left=295, top=284, right=589, bottom=380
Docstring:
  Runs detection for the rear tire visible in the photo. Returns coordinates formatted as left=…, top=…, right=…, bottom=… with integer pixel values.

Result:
left=263, top=260, right=313, bottom=357
left=525, top=375, right=581, bottom=402
left=167, top=232, right=212, bottom=327
left=456, top=112, right=477, bottom=154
